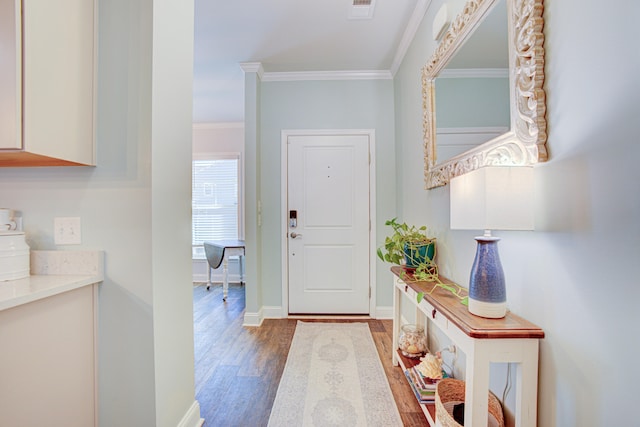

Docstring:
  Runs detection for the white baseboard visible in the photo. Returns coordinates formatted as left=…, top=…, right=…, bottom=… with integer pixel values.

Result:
left=374, top=306, right=394, bottom=319
left=176, top=400, right=204, bottom=427
left=263, top=306, right=285, bottom=319
left=250, top=305, right=393, bottom=320
left=243, top=308, right=264, bottom=327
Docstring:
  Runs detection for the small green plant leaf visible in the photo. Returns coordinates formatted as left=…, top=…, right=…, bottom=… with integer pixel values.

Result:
left=460, top=296, right=469, bottom=306
left=416, top=292, right=424, bottom=304
left=440, top=284, right=456, bottom=294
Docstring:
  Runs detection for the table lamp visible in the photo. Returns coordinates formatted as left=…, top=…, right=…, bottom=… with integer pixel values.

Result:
left=450, top=166, right=534, bottom=318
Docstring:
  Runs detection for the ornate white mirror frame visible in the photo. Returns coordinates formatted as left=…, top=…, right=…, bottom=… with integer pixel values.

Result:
left=423, top=0, right=547, bottom=189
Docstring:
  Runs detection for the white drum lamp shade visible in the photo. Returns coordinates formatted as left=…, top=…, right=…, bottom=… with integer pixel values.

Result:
left=450, top=166, right=534, bottom=318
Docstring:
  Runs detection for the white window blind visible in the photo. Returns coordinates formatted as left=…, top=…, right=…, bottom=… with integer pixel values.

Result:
left=192, top=158, right=239, bottom=246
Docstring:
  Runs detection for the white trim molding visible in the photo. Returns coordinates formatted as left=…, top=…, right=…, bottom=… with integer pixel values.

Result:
left=390, top=0, right=432, bottom=76
left=243, top=309, right=264, bottom=327
left=262, top=70, right=392, bottom=82
left=176, top=401, right=204, bottom=427
left=239, top=62, right=264, bottom=79
left=375, top=306, right=394, bottom=319
left=262, top=306, right=284, bottom=319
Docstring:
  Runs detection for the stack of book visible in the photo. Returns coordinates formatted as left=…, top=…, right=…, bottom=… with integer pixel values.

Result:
left=404, top=366, right=447, bottom=404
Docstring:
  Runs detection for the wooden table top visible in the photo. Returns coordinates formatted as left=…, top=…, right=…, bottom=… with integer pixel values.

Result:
left=391, top=266, right=544, bottom=339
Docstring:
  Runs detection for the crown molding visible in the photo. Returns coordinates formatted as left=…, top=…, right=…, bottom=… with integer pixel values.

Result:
left=390, top=0, right=432, bottom=76
left=261, top=70, right=392, bottom=82
left=239, top=62, right=264, bottom=79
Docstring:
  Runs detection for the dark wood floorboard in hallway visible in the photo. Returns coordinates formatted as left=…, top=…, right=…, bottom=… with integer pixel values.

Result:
left=193, top=283, right=427, bottom=427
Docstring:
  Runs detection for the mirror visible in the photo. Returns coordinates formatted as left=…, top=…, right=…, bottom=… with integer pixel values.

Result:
left=423, top=0, right=548, bottom=189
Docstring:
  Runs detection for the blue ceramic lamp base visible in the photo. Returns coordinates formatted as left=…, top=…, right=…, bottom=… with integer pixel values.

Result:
left=468, top=234, right=507, bottom=319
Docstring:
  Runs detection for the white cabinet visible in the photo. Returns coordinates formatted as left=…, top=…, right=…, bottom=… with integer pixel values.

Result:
left=391, top=266, right=545, bottom=427
left=0, top=284, right=98, bottom=426
left=0, top=0, right=96, bottom=166
left=0, top=0, right=21, bottom=150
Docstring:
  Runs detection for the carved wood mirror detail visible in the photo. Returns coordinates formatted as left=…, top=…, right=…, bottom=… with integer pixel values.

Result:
left=423, top=0, right=547, bottom=189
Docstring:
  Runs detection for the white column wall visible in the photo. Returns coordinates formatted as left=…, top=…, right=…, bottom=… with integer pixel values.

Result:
left=0, top=1, right=199, bottom=425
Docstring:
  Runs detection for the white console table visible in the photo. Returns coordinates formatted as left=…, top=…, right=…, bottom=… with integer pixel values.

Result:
left=391, top=266, right=544, bottom=427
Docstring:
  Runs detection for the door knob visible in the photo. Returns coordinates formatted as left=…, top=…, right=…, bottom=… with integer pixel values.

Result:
left=290, top=232, right=302, bottom=238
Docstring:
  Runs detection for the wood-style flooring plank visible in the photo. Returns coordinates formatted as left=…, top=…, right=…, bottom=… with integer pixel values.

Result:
left=193, top=283, right=427, bottom=426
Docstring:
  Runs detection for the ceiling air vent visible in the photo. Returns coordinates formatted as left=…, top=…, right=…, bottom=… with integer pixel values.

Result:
left=349, top=0, right=376, bottom=20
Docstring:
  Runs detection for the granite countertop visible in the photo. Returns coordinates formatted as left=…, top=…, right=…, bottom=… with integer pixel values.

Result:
left=0, top=250, right=104, bottom=311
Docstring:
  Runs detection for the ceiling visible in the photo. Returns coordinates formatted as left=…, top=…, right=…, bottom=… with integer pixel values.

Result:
left=192, top=0, right=424, bottom=124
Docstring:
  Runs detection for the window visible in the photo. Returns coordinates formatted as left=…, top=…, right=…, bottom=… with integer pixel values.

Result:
left=192, top=154, right=242, bottom=258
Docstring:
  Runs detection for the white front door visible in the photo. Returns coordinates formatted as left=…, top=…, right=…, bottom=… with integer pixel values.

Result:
left=287, top=133, right=370, bottom=314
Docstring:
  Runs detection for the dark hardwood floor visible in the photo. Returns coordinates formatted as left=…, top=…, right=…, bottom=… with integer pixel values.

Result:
left=193, top=283, right=427, bottom=427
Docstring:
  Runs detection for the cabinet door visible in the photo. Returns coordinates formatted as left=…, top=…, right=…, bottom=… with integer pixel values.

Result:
left=0, top=0, right=21, bottom=149
left=22, top=0, right=96, bottom=165
left=0, top=285, right=96, bottom=426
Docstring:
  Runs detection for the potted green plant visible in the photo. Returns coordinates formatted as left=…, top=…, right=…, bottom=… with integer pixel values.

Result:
left=376, top=218, right=437, bottom=277
left=377, top=218, right=468, bottom=306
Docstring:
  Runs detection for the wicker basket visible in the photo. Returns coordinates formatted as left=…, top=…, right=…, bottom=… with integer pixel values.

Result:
left=435, top=379, right=505, bottom=427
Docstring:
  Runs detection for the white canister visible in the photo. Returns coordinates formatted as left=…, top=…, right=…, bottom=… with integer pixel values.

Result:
left=0, top=231, right=30, bottom=281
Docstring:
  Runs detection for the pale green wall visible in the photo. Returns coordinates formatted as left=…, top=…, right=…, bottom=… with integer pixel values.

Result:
left=244, top=70, right=263, bottom=317
left=0, top=1, right=198, bottom=426
left=395, top=0, right=640, bottom=425
left=258, top=79, right=397, bottom=309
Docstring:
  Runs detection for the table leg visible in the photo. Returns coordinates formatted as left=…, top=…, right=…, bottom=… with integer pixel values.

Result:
left=465, top=341, right=491, bottom=427
left=207, top=263, right=212, bottom=291
left=514, top=341, right=540, bottom=427
left=239, top=255, right=245, bottom=286
left=222, top=255, right=229, bottom=301
left=392, top=282, right=400, bottom=366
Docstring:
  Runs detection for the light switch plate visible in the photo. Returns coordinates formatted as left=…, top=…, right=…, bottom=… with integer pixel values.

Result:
left=54, top=217, right=82, bottom=245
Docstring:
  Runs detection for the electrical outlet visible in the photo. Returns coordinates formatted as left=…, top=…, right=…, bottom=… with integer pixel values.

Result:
left=54, top=217, right=82, bottom=245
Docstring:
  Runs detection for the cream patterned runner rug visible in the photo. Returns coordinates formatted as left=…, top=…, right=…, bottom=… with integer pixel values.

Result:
left=267, top=321, right=403, bottom=427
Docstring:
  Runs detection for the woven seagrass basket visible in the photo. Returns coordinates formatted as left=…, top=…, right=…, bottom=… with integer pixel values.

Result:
left=435, top=379, right=505, bottom=427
